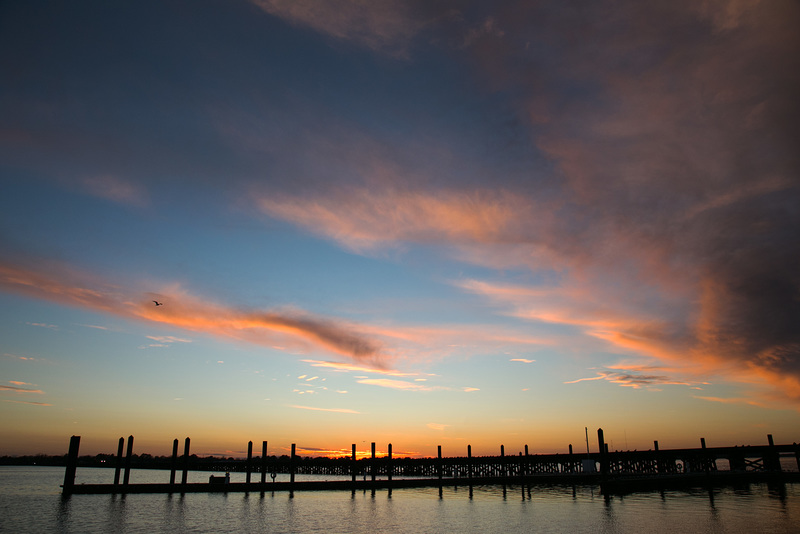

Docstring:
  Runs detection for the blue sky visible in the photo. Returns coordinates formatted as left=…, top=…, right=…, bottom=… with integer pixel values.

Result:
left=2, top=0, right=799, bottom=457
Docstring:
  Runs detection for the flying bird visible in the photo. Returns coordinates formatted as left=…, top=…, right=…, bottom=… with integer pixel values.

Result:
left=153, top=300, right=163, bottom=306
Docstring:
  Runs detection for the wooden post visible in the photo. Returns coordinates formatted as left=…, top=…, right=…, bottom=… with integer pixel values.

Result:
left=654, top=440, right=660, bottom=474
left=795, top=442, right=800, bottom=472
left=290, top=443, right=296, bottom=486
left=351, top=444, right=357, bottom=486
left=123, top=435, right=134, bottom=485
left=597, top=428, right=607, bottom=478
left=261, top=441, right=268, bottom=484
left=387, top=443, right=393, bottom=485
left=371, top=442, right=376, bottom=485
left=500, top=444, right=506, bottom=480
left=767, top=434, right=781, bottom=472
left=246, top=441, right=253, bottom=484
left=169, top=439, right=179, bottom=485
left=114, top=437, right=124, bottom=485
left=181, top=437, right=190, bottom=485
left=524, top=444, right=529, bottom=477
left=62, top=435, right=81, bottom=494
left=568, top=443, right=573, bottom=473
left=700, top=437, right=708, bottom=473
left=437, top=445, right=443, bottom=483
left=467, top=444, right=473, bottom=481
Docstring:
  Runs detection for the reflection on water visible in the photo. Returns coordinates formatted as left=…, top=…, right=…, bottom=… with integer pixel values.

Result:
left=2, top=466, right=800, bottom=533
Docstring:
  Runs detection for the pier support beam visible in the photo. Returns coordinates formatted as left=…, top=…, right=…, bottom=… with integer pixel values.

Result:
left=371, top=442, right=376, bottom=485
left=123, top=435, right=134, bottom=485
left=351, top=444, right=357, bottom=487
left=597, top=428, right=607, bottom=478
left=467, top=445, right=473, bottom=481
left=437, top=446, right=442, bottom=483
left=500, top=444, right=506, bottom=481
left=261, top=441, right=268, bottom=484
left=169, top=439, right=178, bottom=485
left=62, top=435, right=81, bottom=494
left=181, top=437, right=190, bottom=485
left=387, top=443, right=393, bottom=486
left=767, top=434, right=781, bottom=472
left=290, top=444, right=296, bottom=486
left=246, top=441, right=253, bottom=484
left=114, top=437, right=124, bottom=485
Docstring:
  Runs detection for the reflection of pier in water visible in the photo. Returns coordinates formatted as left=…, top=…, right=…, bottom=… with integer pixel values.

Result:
left=61, top=429, right=800, bottom=496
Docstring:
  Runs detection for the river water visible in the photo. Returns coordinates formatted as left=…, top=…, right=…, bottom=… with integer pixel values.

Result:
left=2, top=466, right=799, bottom=533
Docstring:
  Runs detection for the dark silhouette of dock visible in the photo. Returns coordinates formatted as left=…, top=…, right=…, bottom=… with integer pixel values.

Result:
left=61, top=430, right=800, bottom=496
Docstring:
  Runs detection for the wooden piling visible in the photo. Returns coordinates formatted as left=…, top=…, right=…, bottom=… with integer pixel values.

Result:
left=181, top=437, right=190, bottom=485
left=123, top=435, right=134, bottom=485
left=62, top=435, right=80, bottom=494
left=795, top=442, right=800, bottom=472
left=467, top=444, right=473, bottom=481
left=260, top=441, right=268, bottom=484
left=597, top=428, right=607, bottom=478
left=701, top=437, right=708, bottom=473
left=114, top=437, right=124, bottom=485
left=437, top=445, right=443, bottom=483
left=654, top=440, right=660, bottom=474
left=169, top=439, right=178, bottom=485
left=767, top=434, right=781, bottom=472
left=387, top=443, right=393, bottom=485
left=371, top=442, right=376, bottom=485
left=290, top=443, right=296, bottom=486
left=351, top=444, right=357, bottom=486
left=500, top=444, right=506, bottom=481
left=246, top=441, right=253, bottom=484
left=523, top=444, right=529, bottom=479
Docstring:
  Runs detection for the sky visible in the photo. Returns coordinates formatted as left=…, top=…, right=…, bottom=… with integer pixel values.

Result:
left=1, top=0, right=799, bottom=459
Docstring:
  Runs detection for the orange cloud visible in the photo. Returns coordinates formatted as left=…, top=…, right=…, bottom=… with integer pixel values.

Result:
left=0, top=259, right=385, bottom=364
left=1, top=384, right=44, bottom=394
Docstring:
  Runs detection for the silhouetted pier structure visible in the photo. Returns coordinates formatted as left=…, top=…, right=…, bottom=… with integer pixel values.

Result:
left=61, top=430, right=800, bottom=496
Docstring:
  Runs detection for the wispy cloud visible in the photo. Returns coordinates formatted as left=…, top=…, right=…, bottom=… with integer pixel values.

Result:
left=301, top=359, right=418, bottom=376
left=146, top=335, right=193, bottom=344
left=510, top=358, right=535, bottom=363
left=287, top=404, right=360, bottom=414
left=565, top=369, right=694, bottom=390
left=2, top=399, right=51, bottom=406
left=27, top=322, right=58, bottom=330
left=0, top=259, right=387, bottom=365
left=1, top=384, right=44, bottom=394
left=81, top=175, right=148, bottom=206
left=249, top=0, right=430, bottom=57
left=693, top=396, right=761, bottom=407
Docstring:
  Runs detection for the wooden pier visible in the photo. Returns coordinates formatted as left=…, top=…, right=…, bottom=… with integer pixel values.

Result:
left=61, top=430, right=800, bottom=496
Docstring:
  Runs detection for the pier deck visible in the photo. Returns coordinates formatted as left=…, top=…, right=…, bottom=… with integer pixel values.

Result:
left=60, top=431, right=800, bottom=496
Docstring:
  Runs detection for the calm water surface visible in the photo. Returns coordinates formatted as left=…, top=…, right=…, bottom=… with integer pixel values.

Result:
left=2, top=466, right=799, bottom=533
